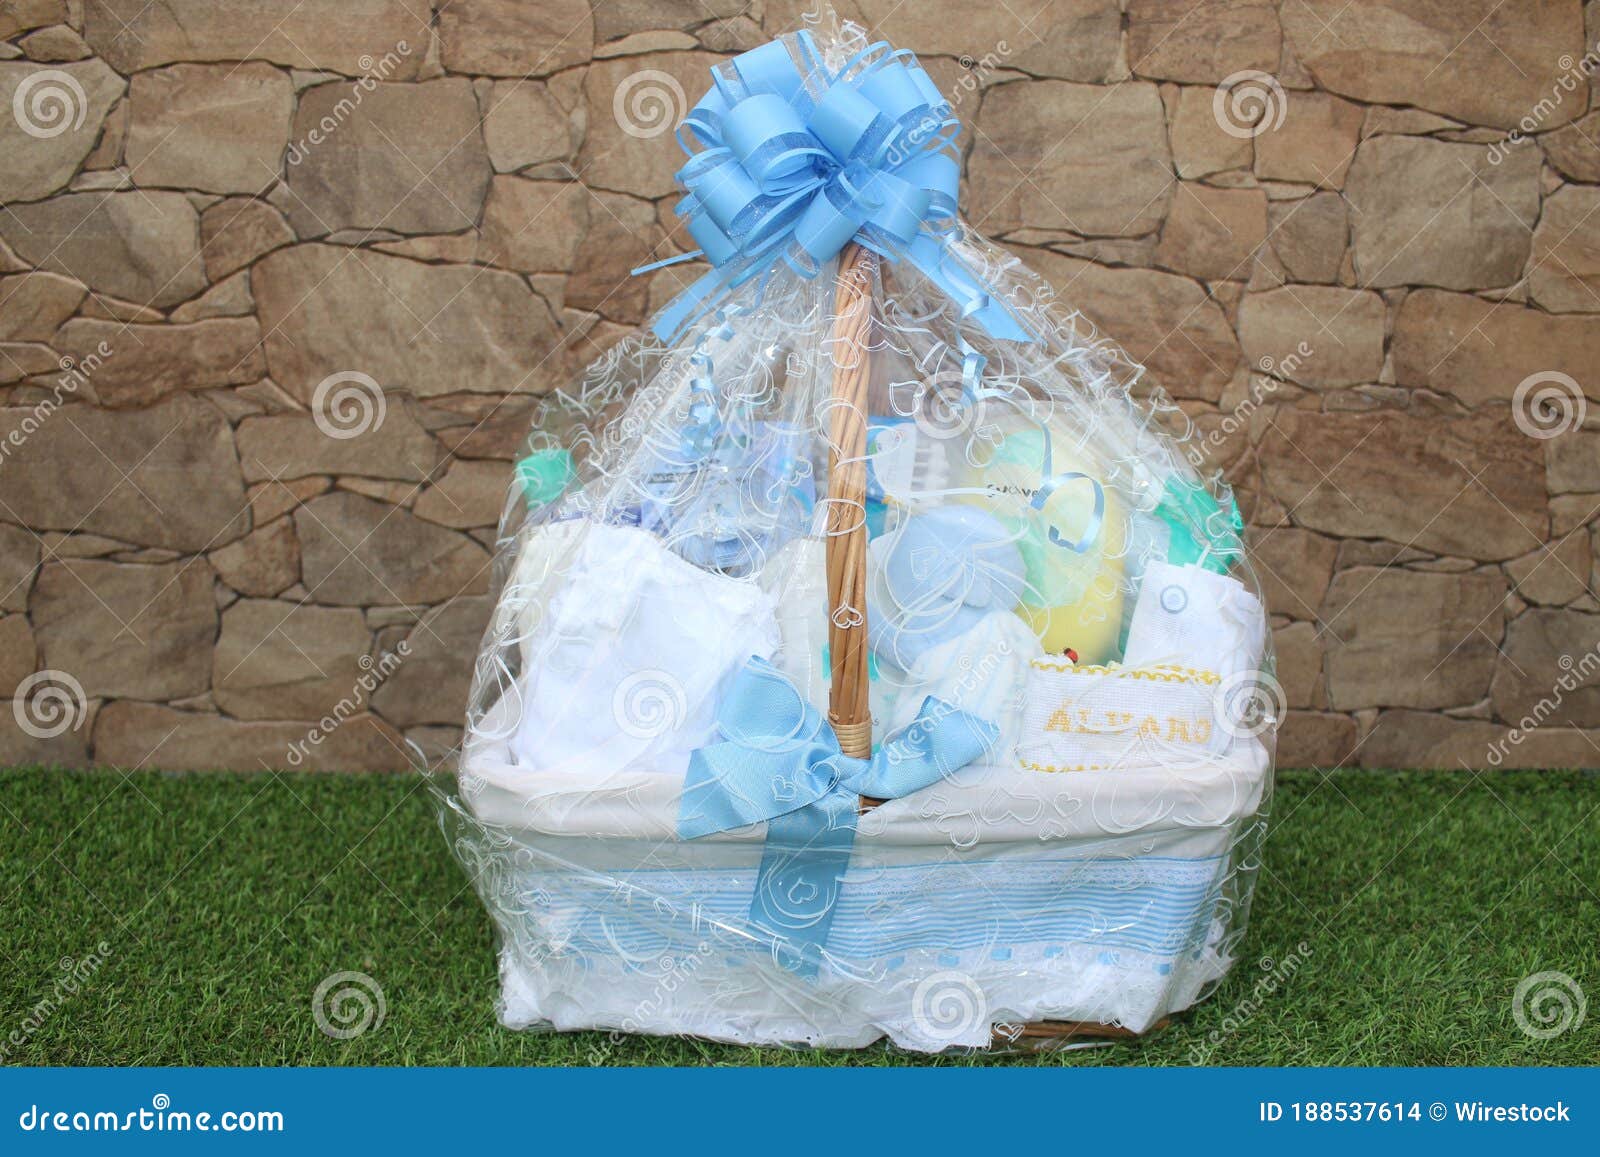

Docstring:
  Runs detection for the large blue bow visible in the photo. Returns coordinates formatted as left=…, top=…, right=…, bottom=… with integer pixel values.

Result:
left=643, top=31, right=1033, bottom=346
left=679, top=656, right=999, bottom=975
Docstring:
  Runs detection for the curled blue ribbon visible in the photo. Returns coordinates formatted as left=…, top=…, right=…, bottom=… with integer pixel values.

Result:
left=639, top=31, right=1033, bottom=348
left=679, top=656, right=999, bottom=975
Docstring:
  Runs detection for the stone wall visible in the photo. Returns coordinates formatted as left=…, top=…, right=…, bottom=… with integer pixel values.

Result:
left=2, top=0, right=1598, bottom=772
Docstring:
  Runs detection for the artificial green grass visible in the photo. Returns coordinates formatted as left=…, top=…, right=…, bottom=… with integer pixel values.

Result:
left=1, top=767, right=1596, bottom=1066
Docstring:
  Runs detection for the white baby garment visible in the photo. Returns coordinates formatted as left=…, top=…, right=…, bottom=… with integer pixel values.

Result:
left=1123, top=561, right=1266, bottom=685
left=503, top=521, right=779, bottom=778
left=885, top=610, right=1042, bottom=757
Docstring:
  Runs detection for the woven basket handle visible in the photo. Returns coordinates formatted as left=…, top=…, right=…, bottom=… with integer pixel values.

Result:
left=825, top=242, right=875, bottom=764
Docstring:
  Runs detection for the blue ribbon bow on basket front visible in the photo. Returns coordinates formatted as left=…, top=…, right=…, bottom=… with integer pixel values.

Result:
left=679, top=657, right=999, bottom=975
left=643, top=30, right=1033, bottom=346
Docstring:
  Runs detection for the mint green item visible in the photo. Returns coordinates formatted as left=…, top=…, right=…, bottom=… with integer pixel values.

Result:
left=1157, top=477, right=1243, bottom=574
left=515, top=449, right=575, bottom=508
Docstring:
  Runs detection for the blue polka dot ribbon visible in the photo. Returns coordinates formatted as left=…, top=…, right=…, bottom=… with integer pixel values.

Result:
left=678, top=656, right=999, bottom=975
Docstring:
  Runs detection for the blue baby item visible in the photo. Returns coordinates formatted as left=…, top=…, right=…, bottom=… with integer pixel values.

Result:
left=637, top=421, right=815, bottom=573
left=868, top=505, right=1026, bottom=668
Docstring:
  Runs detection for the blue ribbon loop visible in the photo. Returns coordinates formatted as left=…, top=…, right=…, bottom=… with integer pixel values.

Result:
left=640, top=30, right=1034, bottom=348
left=678, top=656, right=999, bottom=975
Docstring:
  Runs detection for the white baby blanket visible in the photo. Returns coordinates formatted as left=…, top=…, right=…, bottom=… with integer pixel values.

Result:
left=493, top=521, right=779, bottom=779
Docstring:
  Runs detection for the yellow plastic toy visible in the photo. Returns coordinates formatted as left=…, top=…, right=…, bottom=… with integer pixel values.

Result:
left=957, top=416, right=1126, bottom=661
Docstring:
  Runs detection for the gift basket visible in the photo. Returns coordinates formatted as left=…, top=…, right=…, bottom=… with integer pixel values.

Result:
left=436, top=17, right=1278, bottom=1052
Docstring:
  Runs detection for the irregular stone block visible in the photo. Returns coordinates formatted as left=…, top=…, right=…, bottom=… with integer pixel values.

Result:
left=1392, top=290, right=1600, bottom=408
left=125, top=63, right=294, bottom=194
left=1168, top=83, right=1253, bottom=179
left=1030, top=250, right=1239, bottom=401
left=1547, top=430, right=1600, bottom=495
left=1238, top=286, right=1385, bottom=387
left=371, top=596, right=492, bottom=726
left=1153, top=183, right=1267, bottom=281
left=0, top=397, right=249, bottom=551
left=1247, top=526, right=1338, bottom=619
left=1321, top=567, right=1507, bottom=710
left=0, top=613, right=37, bottom=698
left=1260, top=410, right=1546, bottom=560
left=1345, top=135, right=1540, bottom=289
left=286, top=78, right=491, bottom=237
left=482, top=81, right=579, bottom=173
left=972, top=80, right=1173, bottom=237
left=253, top=244, right=558, bottom=399
left=1359, top=708, right=1600, bottom=770
left=0, top=191, right=205, bottom=308
left=31, top=558, right=217, bottom=700
left=1267, top=192, right=1347, bottom=285
left=0, top=523, right=41, bottom=611
left=1283, top=0, right=1586, bottom=130
left=236, top=402, right=444, bottom=484
left=413, top=460, right=509, bottom=529
left=1126, top=0, right=1280, bottom=83
left=438, top=0, right=593, bottom=77
left=209, top=517, right=300, bottom=598
left=82, top=0, right=430, bottom=78
left=578, top=51, right=726, bottom=199
left=479, top=177, right=589, bottom=274
left=199, top=197, right=295, bottom=281
left=1277, top=710, right=1358, bottom=768
left=1491, top=607, right=1600, bottom=727
left=1504, top=534, right=1593, bottom=607
left=1273, top=620, right=1325, bottom=709
left=0, top=271, right=84, bottom=342
left=51, top=318, right=266, bottom=407
left=1530, top=185, right=1600, bottom=313
left=1254, top=90, right=1363, bottom=188
left=0, top=59, right=124, bottom=202
left=94, top=701, right=408, bottom=772
left=294, top=491, right=491, bottom=606
left=214, top=598, right=371, bottom=719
